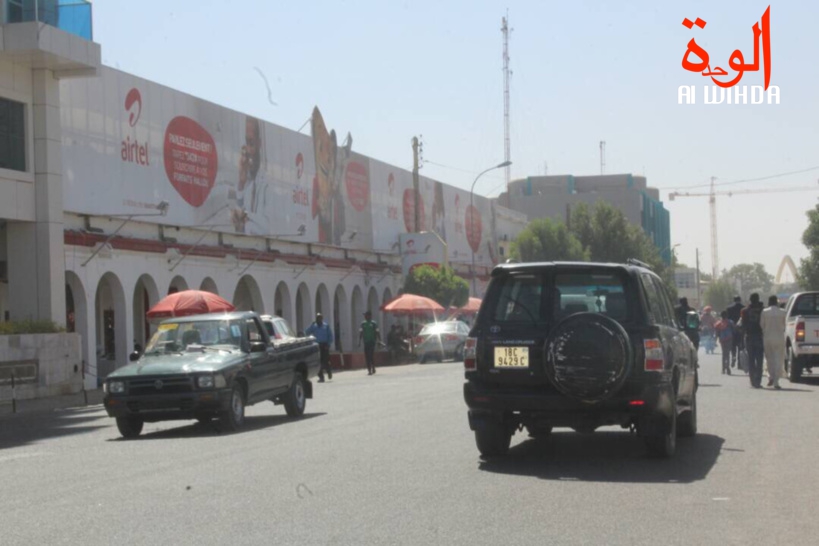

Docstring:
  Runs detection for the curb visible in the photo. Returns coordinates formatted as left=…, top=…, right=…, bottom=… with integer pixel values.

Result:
left=0, top=389, right=105, bottom=419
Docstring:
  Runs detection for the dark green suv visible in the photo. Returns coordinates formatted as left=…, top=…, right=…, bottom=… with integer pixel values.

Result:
left=463, top=260, right=699, bottom=458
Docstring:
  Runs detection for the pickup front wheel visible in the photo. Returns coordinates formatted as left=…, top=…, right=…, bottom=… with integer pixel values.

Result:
left=116, top=417, right=143, bottom=439
left=219, top=384, right=245, bottom=432
left=284, top=374, right=306, bottom=417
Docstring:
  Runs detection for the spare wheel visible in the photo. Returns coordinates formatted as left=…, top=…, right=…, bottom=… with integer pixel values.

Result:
left=543, top=312, right=633, bottom=403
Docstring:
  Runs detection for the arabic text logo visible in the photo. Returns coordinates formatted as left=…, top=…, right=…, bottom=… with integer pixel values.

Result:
left=679, top=5, right=779, bottom=105
left=125, top=88, right=142, bottom=127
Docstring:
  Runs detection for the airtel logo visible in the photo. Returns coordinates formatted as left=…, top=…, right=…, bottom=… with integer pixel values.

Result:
left=125, top=88, right=142, bottom=127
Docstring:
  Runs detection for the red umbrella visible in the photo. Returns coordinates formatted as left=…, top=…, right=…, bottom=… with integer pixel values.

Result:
left=459, top=297, right=482, bottom=314
left=146, top=290, right=235, bottom=320
left=381, top=293, right=445, bottom=315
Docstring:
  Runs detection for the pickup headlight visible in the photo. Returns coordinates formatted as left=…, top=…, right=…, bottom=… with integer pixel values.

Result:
left=107, top=381, right=125, bottom=394
left=197, top=375, right=215, bottom=389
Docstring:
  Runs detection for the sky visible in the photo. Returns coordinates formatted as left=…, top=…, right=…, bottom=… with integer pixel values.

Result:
left=92, top=0, right=819, bottom=281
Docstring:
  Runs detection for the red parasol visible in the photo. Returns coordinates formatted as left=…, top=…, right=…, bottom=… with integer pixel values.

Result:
left=381, top=293, right=445, bottom=315
left=459, top=297, right=482, bottom=314
left=146, top=290, right=235, bottom=320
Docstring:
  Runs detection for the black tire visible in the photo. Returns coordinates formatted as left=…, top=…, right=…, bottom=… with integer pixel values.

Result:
left=284, top=374, right=307, bottom=417
left=526, top=425, right=553, bottom=439
left=788, top=347, right=803, bottom=383
left=544, top=313, right=633, bottom=402
left=645, top=403, right=677, bottom=458
left=418, top=353, right=426, bottom=364
left=219, top=383, right=245, bottom=432
left=677, top=391, right=697, bottom=438
left=116, top=417, right=143, bottom=439
left=475, top=421, right=512, bottom=459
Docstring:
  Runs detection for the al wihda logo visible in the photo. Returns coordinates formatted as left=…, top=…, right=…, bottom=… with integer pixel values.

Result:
left=678, top=5, right=780, bottom=105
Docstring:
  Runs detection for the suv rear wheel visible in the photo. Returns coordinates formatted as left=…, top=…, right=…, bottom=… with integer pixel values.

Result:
left=645, top=402, right=677, bottom=458
left=475, top=421, right=513, bottom=458
left=677, top=391, right=697, bottom=437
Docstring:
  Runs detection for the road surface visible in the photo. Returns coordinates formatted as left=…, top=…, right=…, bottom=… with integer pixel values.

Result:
left=2, top=353, right=818, bottom=545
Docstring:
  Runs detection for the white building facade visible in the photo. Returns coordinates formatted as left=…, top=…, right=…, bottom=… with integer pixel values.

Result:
left=0, top=4, right=527, bottom=389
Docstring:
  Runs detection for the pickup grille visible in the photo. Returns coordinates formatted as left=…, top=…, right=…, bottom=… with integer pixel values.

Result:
left=127, top=376, right=194, bottom=396
left=127, top=398, right=196, bottom=412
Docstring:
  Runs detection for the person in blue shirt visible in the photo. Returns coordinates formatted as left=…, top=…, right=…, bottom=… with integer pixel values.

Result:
left=306, top=313, right=334, bottom=382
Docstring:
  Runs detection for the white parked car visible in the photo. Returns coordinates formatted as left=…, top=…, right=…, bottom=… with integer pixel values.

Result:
left=413, top=321, right=470, bottom=363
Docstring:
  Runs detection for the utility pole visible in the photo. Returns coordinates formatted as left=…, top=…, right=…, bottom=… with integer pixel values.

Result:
left=709, top=176, right=719, bottom=279
left=502, top=13, right=512, bottom=206
left=600, top=141, right=606, bottom=175
left=696, top=248, right=702, bottom=308
left=411, top=136, right=420, bottom=232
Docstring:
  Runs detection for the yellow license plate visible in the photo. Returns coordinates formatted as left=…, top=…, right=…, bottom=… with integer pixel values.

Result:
left=494, top=346, right=529, bottom=368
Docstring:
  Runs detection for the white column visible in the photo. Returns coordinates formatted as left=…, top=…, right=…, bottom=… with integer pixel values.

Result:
left=7, top=69, right=65, bottom=324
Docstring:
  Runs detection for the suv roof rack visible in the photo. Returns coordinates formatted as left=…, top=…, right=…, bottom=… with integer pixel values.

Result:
left=626, top=258, right=653, bottom=270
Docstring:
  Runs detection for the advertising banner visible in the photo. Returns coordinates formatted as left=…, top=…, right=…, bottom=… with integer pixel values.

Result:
left=399, top=232, right=448, bottom=277
left=59, top=67, right=521, bottom=261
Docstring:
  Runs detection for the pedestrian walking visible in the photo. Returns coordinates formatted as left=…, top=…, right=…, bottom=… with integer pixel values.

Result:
left=675, top=297, right=700, bottom=350
left=739, top=293, right=765, bottom=388
left=358, top=311, right=381, bottom=375
left=725, top=296, right=744, bottom=367
left=761, top=295, right=787, bottom=389
left=715, top=311, right=735, bottom=375
left=306, top=312, right=334, bottom=383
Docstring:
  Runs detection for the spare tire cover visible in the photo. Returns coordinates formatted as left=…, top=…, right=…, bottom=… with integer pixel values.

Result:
left=544, top=313, right=633, bottom=402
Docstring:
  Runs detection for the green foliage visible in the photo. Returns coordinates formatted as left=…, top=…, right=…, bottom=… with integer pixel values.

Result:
left=403, top=265, right=470, bottom=309
left=722, top=263, right=773, bottom=299
left=510, top=217, right=589, bottom=262
left=703, top=278, right=736, bottom=313
left=800, top=205, right=819, bottom=290
left=0, top=320, right=66, bottom=335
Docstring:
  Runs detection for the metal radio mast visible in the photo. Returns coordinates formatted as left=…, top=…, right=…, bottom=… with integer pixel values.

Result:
left=502, top=13, right=512, bottom=206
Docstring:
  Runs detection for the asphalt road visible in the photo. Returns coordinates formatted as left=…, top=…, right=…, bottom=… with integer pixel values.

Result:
left=2, top=353, right=819, bottom=546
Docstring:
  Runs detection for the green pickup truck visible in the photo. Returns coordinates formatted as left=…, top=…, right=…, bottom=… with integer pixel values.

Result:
left=103, top=311, right=320, bottom=438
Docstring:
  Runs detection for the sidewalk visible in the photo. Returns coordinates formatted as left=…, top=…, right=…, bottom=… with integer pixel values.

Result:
left=0, top=388, right=105, bottom=418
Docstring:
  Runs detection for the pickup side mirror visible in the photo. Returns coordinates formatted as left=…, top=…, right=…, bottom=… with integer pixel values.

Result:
left=249, top=341, right=267, bottom=353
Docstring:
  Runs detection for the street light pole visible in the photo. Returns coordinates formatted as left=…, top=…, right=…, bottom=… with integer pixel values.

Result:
left=470, top=160, right=512, bottom=297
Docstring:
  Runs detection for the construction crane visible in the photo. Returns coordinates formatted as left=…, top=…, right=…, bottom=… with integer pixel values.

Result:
left=669, top=183, right=819, bottom=279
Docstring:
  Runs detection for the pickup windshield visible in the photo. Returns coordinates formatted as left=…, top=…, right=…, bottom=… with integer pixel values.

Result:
left=144, top=319, right=244, bottom=355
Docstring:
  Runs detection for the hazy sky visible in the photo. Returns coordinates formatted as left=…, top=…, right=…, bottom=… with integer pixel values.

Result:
left=93, top=0, right=818, bottom=281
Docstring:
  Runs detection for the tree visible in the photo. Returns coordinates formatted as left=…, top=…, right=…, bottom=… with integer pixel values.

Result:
left=722, top=263, right=773, bottom=299
left=800, top=205, right=819, bottom=290
left=568, top=202, right=675, bottom=295
left=403, top=265, right=469, bottom=309
left=510, top=218, right=589, bottom=262
left=703, top=278, right=735, bottom=313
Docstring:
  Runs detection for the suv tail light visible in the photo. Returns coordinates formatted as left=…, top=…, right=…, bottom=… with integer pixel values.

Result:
left=796, top=321, right=806, bottom=342
left=464, top=338, right=478, bottom=370
left=644, top=339, right=664, bottom=371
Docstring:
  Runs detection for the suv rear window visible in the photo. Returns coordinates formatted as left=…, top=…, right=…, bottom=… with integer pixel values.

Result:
left=486, top=269, right=630, bottom=324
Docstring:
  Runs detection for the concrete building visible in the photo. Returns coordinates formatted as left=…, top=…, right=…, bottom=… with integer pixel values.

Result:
left=497, top=174, right=672, bottom=263
left=0, top=2, right=526, bottom=390
left=674, top=267, right=701, bottom=308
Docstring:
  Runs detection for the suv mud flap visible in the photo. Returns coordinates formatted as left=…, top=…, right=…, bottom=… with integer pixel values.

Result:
left=635, top=385, right=675, bottom=437
left=468, top=410, right=517, bottom=433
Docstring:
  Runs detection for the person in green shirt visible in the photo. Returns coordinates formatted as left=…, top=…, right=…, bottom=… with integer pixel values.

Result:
left=358, top=311, right=381, bottom=375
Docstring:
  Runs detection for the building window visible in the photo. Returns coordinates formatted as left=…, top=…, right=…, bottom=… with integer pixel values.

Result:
left=0, top=98, right=26, bottom=172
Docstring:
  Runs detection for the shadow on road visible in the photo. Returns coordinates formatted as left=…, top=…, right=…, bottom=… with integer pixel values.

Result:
left=478, top=431, right=725, bottom=484
left=114, top=412, right=327, bottom=441
left=0, top=406, right=108, bottom=450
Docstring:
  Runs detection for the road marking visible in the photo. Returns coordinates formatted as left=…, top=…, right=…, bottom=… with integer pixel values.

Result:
left=0, top=452, right=49, bottom=463
left=712, top=497, right=730, bottom=501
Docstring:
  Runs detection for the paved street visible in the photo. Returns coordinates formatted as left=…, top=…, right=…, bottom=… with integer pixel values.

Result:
left=2, top=353, right=819, bottom=545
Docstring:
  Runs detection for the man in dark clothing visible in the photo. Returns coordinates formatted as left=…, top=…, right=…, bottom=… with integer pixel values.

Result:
left=725, top=296, right=744, bottom=367
left=675, top=297, right=700, bottom=350
left=306, top=313, right=334, bottom=382
left=740, top=293, right=765, bottom=388
left=358, top=311, right=381, bottom=375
